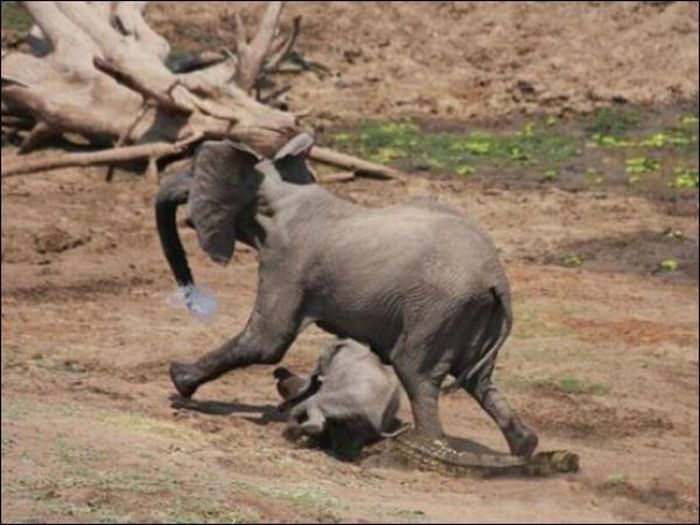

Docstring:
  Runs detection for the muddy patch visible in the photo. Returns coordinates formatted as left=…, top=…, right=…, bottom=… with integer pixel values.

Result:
left=33, top=226, right=92, bottom=255
left=554, top=229, right=699, bottom=281
left=2, top=275, right=155, bottom=303
left=521, top=391, right=674, bottom=441
left=559, top=317, right=698, bottom=347
left=596, top=477, right=699, bottom=521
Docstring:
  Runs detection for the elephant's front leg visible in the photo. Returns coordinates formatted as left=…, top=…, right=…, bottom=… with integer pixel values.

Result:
left=170, top=286, right=304, bottom=398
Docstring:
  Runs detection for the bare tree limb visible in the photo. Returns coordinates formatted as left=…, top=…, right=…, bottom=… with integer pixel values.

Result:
left=234, top=2, right=284, bottom=93
left=2, top=133, right=203, bottom=177
left=93, top=56, right=193, bottom=115
left=259, top=84, right=292, bottom=104
left=308, top=146, right=406, bottom=180
left=3, top=1, right=392, bottom=186
left=113, top=1, right=170, bottom=61
left=23, top=1, right=100, bottom=77
left=318, top=171, right=356, bottom=183
left=1, top=115, right=35, bottom=130
left=106, top=102, right=150, bottom=181
left=264, top=15, right=301, bottom=73
left=19, top=121, right=56, bottom=152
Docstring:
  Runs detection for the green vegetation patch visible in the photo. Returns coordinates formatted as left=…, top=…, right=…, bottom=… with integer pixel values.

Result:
left=625, top=156, right=660, bottom=184
left=584, top=107, right=643, bottom=137
left=658, top=258, right=678, bottom=273
left=333, top=119, right=580, bottom=175
left=1, top=1, right=33, bottom=33
left=671, top=168, right=699, bottom=189
left=590, top=130, right=696, bottom=150
left=391, top=509, right=427, bottom=523
left=532, top=376, right=609, bottom=396
left=328, top=104, right=696, bottom=195
left=562, top=255, right=583, bottom=268
left=232, top=480, right=341, bottom=512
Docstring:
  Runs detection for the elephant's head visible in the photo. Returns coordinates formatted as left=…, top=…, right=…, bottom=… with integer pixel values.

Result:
left=155, top=133, right=314, bottom=317
left=273, top=366, right=323, bottom=412
left=189, top=132, right=315, bottom=265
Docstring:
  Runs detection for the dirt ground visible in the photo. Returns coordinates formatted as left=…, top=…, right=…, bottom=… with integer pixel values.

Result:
left=148, top=1, right=700, bottom=125
left=2, top=2, right=699, bottom=523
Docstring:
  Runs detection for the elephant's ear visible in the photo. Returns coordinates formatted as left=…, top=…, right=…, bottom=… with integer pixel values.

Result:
left=188, top=140, right=262, bottom=265
left=272, top=132, right=316, bottom=183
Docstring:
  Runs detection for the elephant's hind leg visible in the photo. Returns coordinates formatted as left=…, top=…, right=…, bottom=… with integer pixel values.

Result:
left=467, top=379, right=538, bottom=458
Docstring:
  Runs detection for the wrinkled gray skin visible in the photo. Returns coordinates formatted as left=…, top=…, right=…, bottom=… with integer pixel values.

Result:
left=156, top=133, right=538, bottom=458
left=277, top=338, right=401, bottom=459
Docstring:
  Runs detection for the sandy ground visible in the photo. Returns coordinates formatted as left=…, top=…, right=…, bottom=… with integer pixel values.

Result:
left=2, top=1, right=699, bottom=523
left=148, top=1, right=699, bottom=124
left=2, top=163, right=698, bottom=522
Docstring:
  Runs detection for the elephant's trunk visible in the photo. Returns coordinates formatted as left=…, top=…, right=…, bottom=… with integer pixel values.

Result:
left=155, top=168, right=219, bottom=321
left=155, top=170, right=194, bottom=287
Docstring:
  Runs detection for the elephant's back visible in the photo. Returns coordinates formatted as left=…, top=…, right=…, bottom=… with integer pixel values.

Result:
left=305, top=202, right=509, bottom=347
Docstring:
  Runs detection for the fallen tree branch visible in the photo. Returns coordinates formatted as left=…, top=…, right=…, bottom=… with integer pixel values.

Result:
left=106, top=103, right=150, bottom=181
left=234, top=1, right=284, bottom=93
left=259, top=84, right=292, bottom=104
left=317, top=171, right=356, bottom=183
left=3, top=2, right=394, bottom=184
left=264, top=15, right=301, bottom=74
left=170, top=50, right=228, bottom=74
left=1, top=115, right=36, bottom=130
left=2, top=133, right=203, bottom=177
left=20, top=121, right=55, bottom=152
left=308, top=146, right=406, bottom=180
left=93, top=57, right=193, bottom=115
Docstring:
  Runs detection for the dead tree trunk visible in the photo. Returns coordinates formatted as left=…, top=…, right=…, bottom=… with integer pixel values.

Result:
left=1, top=2, right=297, bottom=167
left=1, top=1, right=403, bottom=180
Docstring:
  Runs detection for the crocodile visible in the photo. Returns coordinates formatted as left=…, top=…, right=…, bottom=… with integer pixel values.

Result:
left=363, top=427, right=580, bottom=478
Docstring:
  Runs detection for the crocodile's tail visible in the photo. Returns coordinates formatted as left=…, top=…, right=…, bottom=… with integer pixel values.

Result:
left=447, top=285, right=513, bottom=393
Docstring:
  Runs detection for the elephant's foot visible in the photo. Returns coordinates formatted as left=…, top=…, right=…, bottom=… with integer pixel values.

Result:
left=505, top=424, right=539, bottom=458
left=169, top=361, right=202, bottom=398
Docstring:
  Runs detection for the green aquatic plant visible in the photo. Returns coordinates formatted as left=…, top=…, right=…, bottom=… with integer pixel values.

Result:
left=563, top=255, right=582, bottom=268
left=680, top=115, right=699, bottom=126
left=625, top=157, right=659, bottom=184
left=1, top=1, right=32, bottom=32
left=333, top=119, right=578, bottom=172
left=659, top=258, right=678, bottom=272
left=671, top=168, right=699, bottom=189
left=541, top=169, right=558, bottom=182
left=584, top=107, right=643, bottom=137
left=455, top=165, right=474, bottom=176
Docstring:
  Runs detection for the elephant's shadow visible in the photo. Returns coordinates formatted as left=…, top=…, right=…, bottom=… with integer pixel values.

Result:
left=169, top=395, right=510, bottom=460
left=169, top=394, right=287, bottom=424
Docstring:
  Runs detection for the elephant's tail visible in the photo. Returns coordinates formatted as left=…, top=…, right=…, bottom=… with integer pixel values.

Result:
left=155, top=168, right=218, bottom=321
left=448, top=285, right=513, bottom=393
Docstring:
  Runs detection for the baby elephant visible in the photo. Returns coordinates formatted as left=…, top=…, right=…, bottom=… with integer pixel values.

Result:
left=274, top=339, right=402, bottom=459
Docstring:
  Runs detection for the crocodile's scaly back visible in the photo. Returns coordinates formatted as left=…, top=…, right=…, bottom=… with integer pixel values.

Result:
left=363, top=429, right=580, bottom=478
